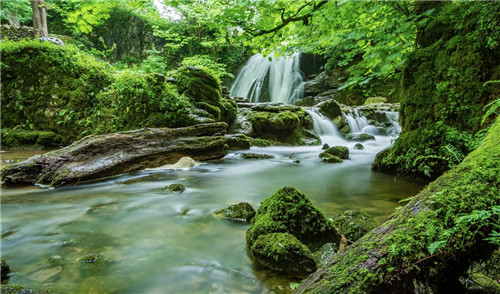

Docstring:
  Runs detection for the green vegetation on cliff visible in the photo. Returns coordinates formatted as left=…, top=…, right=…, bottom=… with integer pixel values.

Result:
left=373, top=2, right=500, bottom=179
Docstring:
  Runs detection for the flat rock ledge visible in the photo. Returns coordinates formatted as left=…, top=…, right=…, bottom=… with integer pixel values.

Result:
left=0, top=123, right=229, bottom=187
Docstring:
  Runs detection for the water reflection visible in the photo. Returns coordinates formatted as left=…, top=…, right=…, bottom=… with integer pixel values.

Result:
left=1, top=144, right=424, bottom=293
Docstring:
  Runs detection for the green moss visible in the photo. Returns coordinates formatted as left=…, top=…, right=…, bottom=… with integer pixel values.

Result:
left=299, top=119, right=500, bottom=293
left=214, top=202, right=256, bottom=222
left=319, top=153, right=343, bottom=163
left=250, top=232, right=317, bottom=278
left=247, top=187, right=341, bottom=252
left=373, top=2, right=500, bottom=179
left=240, top=153, right=275, bottom=160
left=1, top=129, right=64, bottom=149
left=163, top=183, right=186, bottom=193
left=331, top=210, right=378, bottom=242
left=0, top=285, right=53, bottom=294
left=1, top=39, right=113, bottom=142
left=321, top=146, right=349, bottom=159
left=364, top=97, right=388, bottom=104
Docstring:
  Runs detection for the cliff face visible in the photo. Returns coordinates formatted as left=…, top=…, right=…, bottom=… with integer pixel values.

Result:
left=372, top=2, right=500, bottom=180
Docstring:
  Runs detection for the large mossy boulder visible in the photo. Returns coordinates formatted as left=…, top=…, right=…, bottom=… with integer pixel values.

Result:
left=214, top=202, right=256, bottom=223
left=316, top=100, right=342, bottom=121
left=372, top=2, right=500, bottom=179
left=250, top=233, right=317, bottom=277
left=232, top=103, right=319, bottom=145
left=246, top=187, right=341, bottom=277
left=247, top=187, right=340, bottom=252
left=321, top=146, right=349, bottom=159
left=173, top=66, right=237, bottom=126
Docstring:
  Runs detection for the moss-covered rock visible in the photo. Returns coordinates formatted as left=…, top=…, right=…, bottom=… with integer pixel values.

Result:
left=79, top=253, right=103, bottom=264
left=372, top=2, right=500, bottom=179
left=1, top=129, right=64, bottom=149
left=247, top=187, right=341, bottom=252
left=224, top=134, right=251, bottom=150
left=174, top=66, right=237, bottom=126
left=319, top=153, right=343, bottom=163
left=0, top=285, right=52, bottom=294
left=345, top=133, right=376, bottom=142
left=163, top=183, right=186, bottom=193
left=317, top=100, right=342, bottom=121
left=250, top=233, right=317, bottom=278
left=354, top=143, right=364, bottom=150
left=1, top=39, right=113, bottom=143
left=322, top=146, right=349, bottom=159
left=233, top=103, right=319, bottom=145
left=1, top=258, right=11, bottom=283
left=331, top=210, right=378, bottom=242
left=214, top=202, right=256, bottom=223
left=364, top=97, right=388, bottom=104
left=240, top=153, right=275, bottom=160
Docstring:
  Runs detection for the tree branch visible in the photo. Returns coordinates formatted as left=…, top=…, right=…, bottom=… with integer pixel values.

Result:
left=251, top=0, right=329, bottom=37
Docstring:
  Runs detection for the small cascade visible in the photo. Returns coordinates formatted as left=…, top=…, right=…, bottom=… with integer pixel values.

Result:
left=230, top=52, right=304, bottom=104
left=345, top=109, right=370, bottom=133
left=306, top=109, right=346, bottom=146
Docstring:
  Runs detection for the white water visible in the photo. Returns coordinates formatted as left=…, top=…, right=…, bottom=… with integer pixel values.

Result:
left=230, top=52, right=304, bottom=104
left=306, top=109, right=346, bottom=146
left=345, top=109, right=370, bottom=133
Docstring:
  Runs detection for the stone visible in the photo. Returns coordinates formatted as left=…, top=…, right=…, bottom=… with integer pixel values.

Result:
left=79, top=253, right=103, bottom=264
left=354, top=143, right=364, bottom=150
left=39, top=37, right=64, bottom=45
left=322, top=143, right=330, bottom=150
left=303, top=69, right=344, bottom=96
left=319, top=153, right=343, bottom=163
left=364, top=97, right=388, bottom=104
left=345, top=133, right=376, bottom=142
left=322, top=146, right=349, bottom=159
left=331, top=210, right=378, bottom=242
left=214, top=202, right=256, bottom=222
left=247, top=187, right=341, bottom=252
left=239, top=153, right=275, bottom=160
left=224, top=134, right=251, bottom=150
left=163, top=183, right=186, bottom=193
left=316, top=100, right=342, bottom=121
left=1, top=258, right=11, bottom=283
left=250, top=233, right=317, bottom=278
left=0, top=123, right=229, bottom=187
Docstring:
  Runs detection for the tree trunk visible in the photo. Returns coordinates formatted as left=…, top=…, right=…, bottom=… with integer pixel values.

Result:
left=297, top=119, right=500, bottom=293
left=30, top=0, right=48, bottom=37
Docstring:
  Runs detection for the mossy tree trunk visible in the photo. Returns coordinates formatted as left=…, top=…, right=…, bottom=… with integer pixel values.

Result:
left=297, top=119, right=500, bottom=293
left=30, top=0, right=48, bottom=37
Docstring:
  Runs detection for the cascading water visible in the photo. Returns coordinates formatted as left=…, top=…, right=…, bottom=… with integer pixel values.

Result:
left=345, top=109, right=370, bottom=133
left=230, top=52, right=304, bottom=104
left=306, top=109, right=346, bottom=146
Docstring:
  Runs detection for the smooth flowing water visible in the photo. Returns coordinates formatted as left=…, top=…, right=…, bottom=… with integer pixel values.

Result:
left=1, top=124, right=424, bottom=294
left=230, top=52, right=304, bottom=104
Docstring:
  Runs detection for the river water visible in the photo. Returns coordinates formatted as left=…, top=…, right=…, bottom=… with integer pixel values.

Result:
left=1, top=129, right=424, bottom=293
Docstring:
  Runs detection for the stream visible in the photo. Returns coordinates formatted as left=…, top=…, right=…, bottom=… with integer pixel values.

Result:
left=1, top=52, right=425, bottom=294
left=1, top=130, right=424, bottom=293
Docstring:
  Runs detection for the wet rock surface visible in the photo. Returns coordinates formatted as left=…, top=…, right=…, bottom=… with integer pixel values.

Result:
left=0, top=123, right=229, bottom=187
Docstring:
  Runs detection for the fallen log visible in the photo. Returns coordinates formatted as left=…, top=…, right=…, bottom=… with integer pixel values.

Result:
left=0, top=123, right=229, bottom=187
left=297, top=119, right=500, bottom=293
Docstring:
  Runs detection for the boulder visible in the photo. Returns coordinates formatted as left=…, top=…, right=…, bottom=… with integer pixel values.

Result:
left=224, top=134, right=251, bottom=150
left=214, top=202, right=256, bottom=222
left=322, top=146, right=349, bottom=159
left=303, top=69, right=344, bottom=97
left=331, top=210, right=378, bottom=242
left=364, top=97, right=388, bottom=104
left=354, top=143, right=364, bottom=150
left=250, top=233, right=317, bottom=278
left=319, top=153, right=343, bottom=163
left=1, top=258, right=11, bottom=283
left=0, top=123, right=229, bottom=187
left=316, top=100, right=342, bottom=121
left=247, top=187, right=341, bottom=252
left=345, top=133, right=376, bottom=142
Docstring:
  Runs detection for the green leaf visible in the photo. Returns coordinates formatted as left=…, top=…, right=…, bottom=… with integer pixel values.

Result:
left=428, top=240, right=446, bottom=255
left=290, top=283, right=300, bottom=290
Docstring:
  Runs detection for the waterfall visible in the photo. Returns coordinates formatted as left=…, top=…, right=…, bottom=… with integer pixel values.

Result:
left=306, top=109, right=346, bottom=146
left=230, top=52, right=304, bottom=104
left=345, top=109, right=370, bottom=133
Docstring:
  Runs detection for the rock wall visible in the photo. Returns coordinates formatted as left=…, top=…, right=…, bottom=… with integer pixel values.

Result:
left=372, top=2, right=500, bottom=179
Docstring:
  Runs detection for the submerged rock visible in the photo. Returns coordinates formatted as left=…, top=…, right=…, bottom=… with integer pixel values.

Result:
left=0, top=285, right=52, bottom=294
left=214, top=202, right=256, bottom=222
left=163, top=183, right=186, bottom=193
left=319, top=153, right=343, bottom=163
left=331, top=210, right=378, bottom=242
left=250, top=233, right=317, bottom=278
left=0, top=123, right=229, bottom=187
left=321, top=146, right=349, bottom=159
left=79, top=253, right=103, bottom=264
left=239, top=153, right=275, bottom=160
left=1, top=258, right=11, bottom=283
left=345, top=133, right=376, bottom=142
